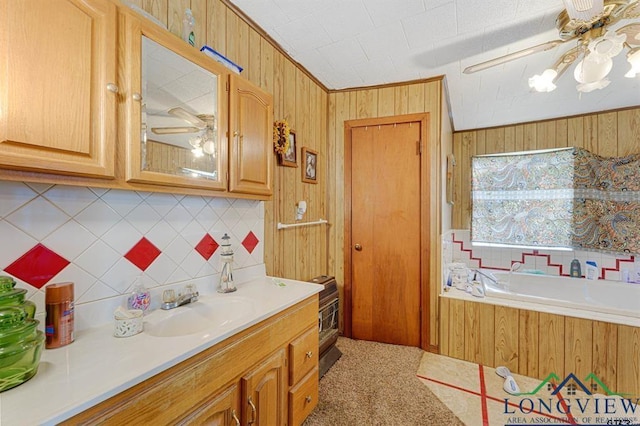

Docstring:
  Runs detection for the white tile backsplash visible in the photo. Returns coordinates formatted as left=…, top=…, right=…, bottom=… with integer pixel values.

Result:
left=0, top=182, right=265, bottom=331
left=443, top=229, right=636, bottom=282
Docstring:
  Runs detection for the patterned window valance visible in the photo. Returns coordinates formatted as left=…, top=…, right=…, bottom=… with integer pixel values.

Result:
left=471, top=147, right=640, bottom=254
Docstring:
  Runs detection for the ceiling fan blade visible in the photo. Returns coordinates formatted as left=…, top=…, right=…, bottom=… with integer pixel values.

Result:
left=463, top=40, right=567, bottom=74
left=168, top=107, right=207, bottom=128
left=151, top=126, right=201, bottom=135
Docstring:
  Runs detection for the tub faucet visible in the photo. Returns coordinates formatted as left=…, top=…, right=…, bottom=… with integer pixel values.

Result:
left=471, top=269, right=499, bottom=295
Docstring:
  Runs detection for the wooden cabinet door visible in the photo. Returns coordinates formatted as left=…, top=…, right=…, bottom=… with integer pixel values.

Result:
left=228, top=75, right=273, bottom=196
left=179, top=383, right=240, bottom=426
left=0, top=0, right=117, bottom=178
left=121, top=10, right=229, bottom=191
left=241, top=349, right=286, bottom=426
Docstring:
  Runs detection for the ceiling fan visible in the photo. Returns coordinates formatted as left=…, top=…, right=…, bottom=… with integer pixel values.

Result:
left=151, top=107, right=217, bottom=157
left=464, top=0, right=640, bottom=93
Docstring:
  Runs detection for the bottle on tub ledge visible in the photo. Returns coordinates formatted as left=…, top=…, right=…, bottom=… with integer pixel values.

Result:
left=569, top=259, right=582, bottom=278
left=585, top=261, right=599, bottom=280
left=45, top=282, right=74, bottom=349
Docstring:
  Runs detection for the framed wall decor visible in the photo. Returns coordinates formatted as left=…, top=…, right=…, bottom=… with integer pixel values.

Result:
left=279, top=130, right=297, bottom=167
left=302, top=147, right=318, bottom=184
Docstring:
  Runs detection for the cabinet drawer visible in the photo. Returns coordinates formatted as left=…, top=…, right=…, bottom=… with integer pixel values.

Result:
left=288, top=368, right=318, bottom=426
left=289, top=326, right=318, bottom=385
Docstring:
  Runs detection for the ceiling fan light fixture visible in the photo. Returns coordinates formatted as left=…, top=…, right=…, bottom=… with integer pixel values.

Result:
left=191, top=145, right=204, bottom=157
left=588, top=30, right=627, bottom=58
left=562, top=0, right=604, bottom=22
left=625, top=48, right=640, bottom=78
left=529, top=69, right=558, bottom=92
left=202, top=140, right=216, bottom=156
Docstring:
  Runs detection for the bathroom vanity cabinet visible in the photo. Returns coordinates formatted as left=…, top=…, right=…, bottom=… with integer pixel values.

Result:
left=0, top=0, right=273, bottom=199
left=61, top=296, right=319, bottom=426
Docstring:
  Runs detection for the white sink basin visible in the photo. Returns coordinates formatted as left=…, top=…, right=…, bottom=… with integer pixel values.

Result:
left=144, top=296, right=256, bottom=337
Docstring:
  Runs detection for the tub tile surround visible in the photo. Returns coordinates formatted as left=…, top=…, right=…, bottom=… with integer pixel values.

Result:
left=0, top=181, right=266, bottom=330
left=443, top=229, right=637, bottom=282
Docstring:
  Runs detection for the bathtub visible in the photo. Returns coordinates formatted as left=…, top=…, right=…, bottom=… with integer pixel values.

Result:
left=481, top=271, right=640, bottom=319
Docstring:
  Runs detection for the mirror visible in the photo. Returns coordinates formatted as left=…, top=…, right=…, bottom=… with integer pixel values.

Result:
left=141, top=36, right=219, bottom=180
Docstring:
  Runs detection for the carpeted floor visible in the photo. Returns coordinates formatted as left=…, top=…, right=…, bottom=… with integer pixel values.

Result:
left=303, top=337, right=464, bottom=426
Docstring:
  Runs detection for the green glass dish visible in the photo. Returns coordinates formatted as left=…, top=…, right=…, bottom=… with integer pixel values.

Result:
left=0, top=276, right=16, bottom=293
left=0, top=277, right=46, bottom=393
left=0, top=330, right=45, bottom=392
left=0, top=289, right=36, bottom=319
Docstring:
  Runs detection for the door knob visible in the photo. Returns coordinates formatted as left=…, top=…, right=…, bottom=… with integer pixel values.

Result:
left=354, top=244, right=362, bottom=251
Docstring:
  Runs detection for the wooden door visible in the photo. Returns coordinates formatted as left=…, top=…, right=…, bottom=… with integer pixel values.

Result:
left=179, top=383, right=240, bottom=425
left=0, top=0, right=117, bottom=178
left=349, top=121, right=422, bottom=347
left=241, top=349, right=286, bottom=426
left=228, top=75, right=273, bottom=196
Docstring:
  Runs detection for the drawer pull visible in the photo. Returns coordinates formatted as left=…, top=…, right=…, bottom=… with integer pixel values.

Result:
left=231, top=409, right=240, bottom=426
left=247, top=396, right=257, bottom=425
left=305, top=351, right=313, bottom=358
left=305, top=395, right=312, bottom=403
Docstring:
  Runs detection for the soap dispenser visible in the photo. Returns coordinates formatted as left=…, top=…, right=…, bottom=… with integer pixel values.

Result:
left=218, top=233, right=236, bottom=293
left=127, top=275, right=150, bottom=313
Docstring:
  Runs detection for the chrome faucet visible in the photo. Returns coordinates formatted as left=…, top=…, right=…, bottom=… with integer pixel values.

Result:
left=471, top=269, right=499, bottom=296
left=161, top=284, right=199, bottom=310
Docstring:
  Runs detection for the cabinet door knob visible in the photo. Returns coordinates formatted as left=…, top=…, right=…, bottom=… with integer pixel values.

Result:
left=106, top=83, right=119, bottom=93
left=305, top=351, right=313, bottom=358
left=132, top=92, right=142, bottom=102
left=305, top=395, right=312, bottom=403
left=247, top=396, right=257, bottom=425
left=354, top=244, right=362, bottom=251
left=231, top=409, right=240, bottom=426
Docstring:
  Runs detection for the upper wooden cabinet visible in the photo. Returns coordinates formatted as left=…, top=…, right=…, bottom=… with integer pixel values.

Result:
left=121, top=12, right=229, bottom=191
left=229, top=75, right=274, bottom=196
left=0, top=0, right=117, bottom=178
left=0, top=1, right=274, bottom=199
left=122, top=11, right=273, bottom=196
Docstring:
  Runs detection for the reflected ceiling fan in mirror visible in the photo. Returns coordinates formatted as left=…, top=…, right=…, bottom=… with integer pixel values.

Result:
left=464, top=0, right=640, bottom=93
left=151, top=107, right=217, bottom=157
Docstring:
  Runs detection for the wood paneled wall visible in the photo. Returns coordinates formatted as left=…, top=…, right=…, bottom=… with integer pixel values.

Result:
left=440, top=297, right=640, bottom=397
left=451, top=107, right=640, bottom=229
left=130, top=0, right=328, bottom=281
left=328, top=80, right=449, bottom=344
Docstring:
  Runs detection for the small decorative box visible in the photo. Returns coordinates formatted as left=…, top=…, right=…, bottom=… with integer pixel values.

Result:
left=113, top=308, right=143, bottom=338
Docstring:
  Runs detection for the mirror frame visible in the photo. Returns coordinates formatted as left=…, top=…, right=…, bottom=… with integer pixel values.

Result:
left=122, top=10, right=229, bottom=190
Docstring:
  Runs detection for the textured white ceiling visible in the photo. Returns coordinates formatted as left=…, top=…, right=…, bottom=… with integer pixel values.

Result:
left=228, top=0, right=640, bottom=131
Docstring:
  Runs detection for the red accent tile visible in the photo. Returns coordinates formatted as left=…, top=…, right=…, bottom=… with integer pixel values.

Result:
left=242, top=231, right=259, bottom=254
left=124, top=237, right=161, bottom=271
left=195, top=234, right=218, bottom=260
left=4, top=243, right=70, bottom=289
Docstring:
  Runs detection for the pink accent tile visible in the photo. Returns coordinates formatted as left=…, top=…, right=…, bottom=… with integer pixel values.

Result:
left=124, top=237, right=161, bottom=271
left=4, top=243, right=70, bottom=289
left=242, top=231, right=259, bottom=254
left=195, top=234, right=218, bottom=260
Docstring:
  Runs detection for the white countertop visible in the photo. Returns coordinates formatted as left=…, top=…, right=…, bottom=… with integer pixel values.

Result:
left=0, top=276, right=322, bottom=426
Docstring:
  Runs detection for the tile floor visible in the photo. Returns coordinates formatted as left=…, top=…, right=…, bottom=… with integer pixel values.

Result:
left=417, top=353, right=640, bottom=426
